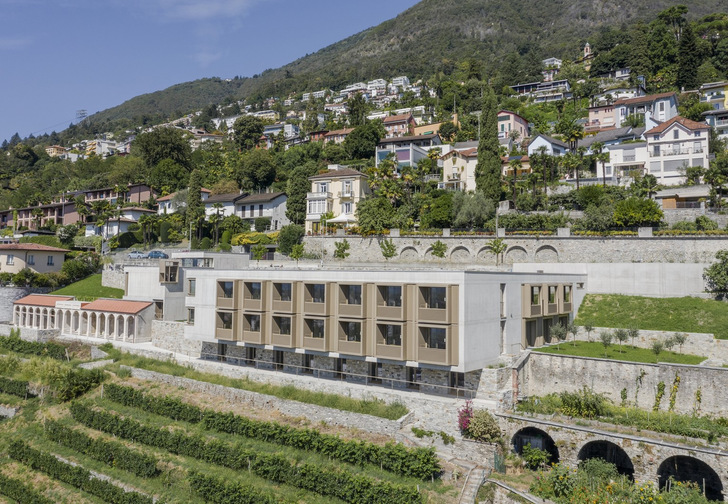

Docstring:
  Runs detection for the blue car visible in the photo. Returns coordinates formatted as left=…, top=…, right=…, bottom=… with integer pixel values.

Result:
left=147, top=250, right=169, bottom=259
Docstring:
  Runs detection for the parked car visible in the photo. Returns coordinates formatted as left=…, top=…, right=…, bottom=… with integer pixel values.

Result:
left=127, top=250, right=146, bottom=259
left=147, top=250, right=169, bottom=259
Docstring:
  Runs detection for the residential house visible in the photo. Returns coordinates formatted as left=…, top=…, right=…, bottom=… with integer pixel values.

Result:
left=502, top=155, right=531, bottom=179
left=614, top=92, right=678, bottom=128
left=393, top=106, right=432, bottom=125
left=645, top=116, right=710, bottom=186
left=510, top=80, right=571, bottom=103
left=580, top=126, right=646, bottom=150
left=439, top=148, right=478, bottom=192
left=339, top=82, right=368, bottom=98
left=586, top=104, right=617, bottom=132
left=367, top=79, right=388, bottom=96
left=308, top=130, right=329, bottom=143
left=189, top=131, right=224, bottom=151
left=263, top=123, right=300, bottom=139
left=204, top=193, right=244, bottom=218
left=86, top=208, right=156, bottom=238
left=382, top=113, right=416, bottom=138
left=0, top=243, right=66, bottom=274
left=700, top=81, right=728, bottom=140
left=235, top=192, right=289, bottom=231
left=542, top=58, right=562, bottom=82
left=324, top=103, right=348, bottom=117
left=595, top=142, right=648, bottom=183
left=45, top=145, right=66, bottom=157
left=375, top=136, right=434, bottom=170
left=157, top=188, right=211, bottom=215
left=212, top=114, right=244, bottom=132
left=250, top=110, right=279, bottom=121
left=653, top=185, right=711, bottom=210
left=306, top=165, right=370, bottom=233
left=390, top=76, right=410, bottom=89
left=323, top=128, right=354, bottom=145
left=497, top=110, right=530, bottom=140
left=527, top=134, right=569, bottom=157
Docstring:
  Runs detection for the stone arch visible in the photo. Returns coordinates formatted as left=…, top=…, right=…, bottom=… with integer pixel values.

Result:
left=511, top=427, right=560, bottom=464
left=449, top=246, right=471, bottom=262
left=657, top=456, right=723, bottom=501
left=578, top=440, right=634, bottom=480
left=399, top=246, right=419, bottom=261
left=116, top=315, right=124, bottom=340
left=504, top=246, right=528, bottom=264
left=126, top=316, right=135, bottom=341
left=534, top=245, right=559, bottom=263
left=72, top=311, right=80, bottom=333
left=476, top=247, right=494, bottom=261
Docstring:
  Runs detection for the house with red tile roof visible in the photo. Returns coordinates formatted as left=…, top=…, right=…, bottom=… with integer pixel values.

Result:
left=614, top=92, right=678, bottom=128
left=382, top=113, right=416, bottom=138
left=0, top=243, right=67, bottom=274
left=644, top=116, right=710, bottom=185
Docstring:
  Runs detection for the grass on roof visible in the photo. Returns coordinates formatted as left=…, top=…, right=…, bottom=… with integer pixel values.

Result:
left=535, top=341, right=705, bottom=365
left=52, top=274, right=124, bottom=301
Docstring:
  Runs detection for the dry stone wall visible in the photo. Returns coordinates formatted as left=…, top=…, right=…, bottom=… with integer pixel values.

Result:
left=151, top=321, right=202, bottom=357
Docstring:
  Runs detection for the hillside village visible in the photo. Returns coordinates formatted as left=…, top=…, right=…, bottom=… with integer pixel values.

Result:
left=5, top=4, right=728, bottom=504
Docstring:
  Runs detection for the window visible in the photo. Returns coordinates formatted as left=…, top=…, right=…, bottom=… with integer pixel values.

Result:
left=343, top=202, right=352, bottom=214
left=303, top=354, right=314, bottom=373
left=274, top=316, right=291, bottom=335
left=47, top=256, right=54, bottom=266
left=379, top=285, right=402, bottom=307
left=258, top=204, right=263, bottom=216
left=217, top=311, right=232, bottom=330
left=378, top=324, right=402, bottom=346
left=421, top=287, right=446, bottom=309
left=318, top=182, right=328, bottom=193
left=246, top=282, right=261, bottom=300
left=245, top=314, right=261, bottom=332
left=307, top=283, right=325, bottom=303
left=341, top=284, right=362, bottom=305
left=306, top=318, right=325, bottom=338
left=660, top=102, right=665, bottom=112
left=564, top=285, right=572, bottom=303
left=694, top=141, right=702, bottom=153
left=275, top=283, right=292, bottom=301
left=343, top=181, right=352, bottom=194
left=653, top=145, right=660, bottom=157
left=187, top=308, right=195, bottom=325
left=27, top=254, right=34, bottom=266
left=420, top=327, right=446, bottom=349
left=548, top=286, right=557, bottom=304
left=187, top=278, right=196, bottom=296
left=218, top=281, right=234, bottom=298
left=695, top=131, right=702, bottom=137
left=340, top=321, right=361, bottom=342
left=249, top=205, right=254, bottom=216
left=531, top=286, right=540, bottom=305
left=673, top=130, right=679, bottom=139
left=653, top=135, right=660, bottom=141
left=6, top=254, right=13, bottom=265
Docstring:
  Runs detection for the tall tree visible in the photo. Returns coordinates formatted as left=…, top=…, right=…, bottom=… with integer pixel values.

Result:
left=475, top=86, right=502, bottom=201
left=187, top=170, right=205, bottom=240
left=677, top=23, right=700, bottom=90
left=232, top=115, right=265, bottom=151
left=343, top=120, right=385, bottom=160
left=133, top=127, right=192, bottom=170
left=286, top=162, right=318, bottom=225
left=347, top=93, right=369, bottom=127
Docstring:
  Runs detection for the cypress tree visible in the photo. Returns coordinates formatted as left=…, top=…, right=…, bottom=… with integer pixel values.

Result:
left=187, top=169, right=205, bottom=240
left=475, top=86, right=502, bottom=201
left=677, top=23, right=700, bottom=91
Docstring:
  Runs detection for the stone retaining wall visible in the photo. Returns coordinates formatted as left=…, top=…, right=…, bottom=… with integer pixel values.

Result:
left=121, top=366, right=406, bottom=436
left=0, top=405, right=19, bottom=418
left=304, top=235, right=728, bottom=265
left=102, top=266, right=127, bottom=290
left=151, top=321, right=202, bottom=357
left=519, top=352, right=726, bottom=416
left=0, top=323, right=59, bottom=343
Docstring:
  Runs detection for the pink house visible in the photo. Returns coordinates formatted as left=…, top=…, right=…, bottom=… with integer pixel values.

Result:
left=382, top=113, right=416, bottom=138
left=586, top=104, right=617, bottom=132
left=497, top=110, right=530, bottom=141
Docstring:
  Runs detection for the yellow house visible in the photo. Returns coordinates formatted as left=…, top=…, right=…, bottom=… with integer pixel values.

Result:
left=0, top=243, right=67, bottom=274
left=305, top=165, right=370, bottom=234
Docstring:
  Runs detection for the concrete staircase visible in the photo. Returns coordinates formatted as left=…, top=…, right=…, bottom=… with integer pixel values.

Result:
left=458, top=466, right=487, bottom=504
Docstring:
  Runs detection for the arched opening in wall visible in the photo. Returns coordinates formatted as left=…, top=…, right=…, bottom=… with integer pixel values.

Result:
left=577, top=441, right=634, bottom=480
left=512, top=427, right=560, bottom=464
left=399, top=246, right=418, bottom=261
left=657, top=456, right=723, bottom=502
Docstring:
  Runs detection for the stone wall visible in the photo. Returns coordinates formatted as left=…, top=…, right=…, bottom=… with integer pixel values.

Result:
left=519, top=352, right=725, bottom=416
left=304, top=235, right=728, bottom=265
left=151, top=320, right=202, bottom=357
left=122, top=366, right=405, bottom=436
left=662, top=209, right=728, bottom=227
left=0, top=287, right=52, bottom=323
left=102, top=265, right=127, bottom=290
left=0, top=323, right=59, bottom=343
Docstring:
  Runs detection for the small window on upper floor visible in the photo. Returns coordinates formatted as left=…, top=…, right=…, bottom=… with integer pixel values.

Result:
left=187, top=278, right=196, bottom=296
left=673, top=130, right=679, bottom=140
left=47, top=256, right=54, bottom=266
left=531, top=286, right=540, bottom=305
left=6, top=254, right=13, bottom=265
left=695, top=131, right=702, bottom=137
left=27, top=254, right=34, bottom=266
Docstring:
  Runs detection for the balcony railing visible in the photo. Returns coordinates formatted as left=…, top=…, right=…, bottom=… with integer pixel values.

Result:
left=650, top=147, right=704, bottom=157
left=307, top=191, right=332, bottom=200
left=337, top=190, right=353, bottom=198
left=623, top=155, right=636, bottom=162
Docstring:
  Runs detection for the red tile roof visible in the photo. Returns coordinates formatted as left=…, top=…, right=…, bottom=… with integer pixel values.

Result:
left=309, top=168, right=367, bottom=180
left=614, top=92, right=676, bottom=106
left=14, top=294, right=74, bottom=307
left=383, top=113, right=413, bottom=124
left=0, top=243, right=68, bottom=252
left=81, top=299, right=153, bottom=314
left=324, top=128, right=354, bottom=137
left=644, top=116, right=711, bottom=135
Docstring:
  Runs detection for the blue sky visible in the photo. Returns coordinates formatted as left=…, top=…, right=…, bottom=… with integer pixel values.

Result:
left=0, top=0, right=420, bottom=144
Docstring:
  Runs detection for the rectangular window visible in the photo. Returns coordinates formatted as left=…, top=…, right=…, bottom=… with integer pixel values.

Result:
left=340, top=321, right=361, bottom=342
left=245, top=314, right=261, bottom=332
left=217, top=311, right=232, bottom=330
left=420, top=327, right=446, bottom=349
left=379, top=285, right=402, bottom=307
left=47, top=256, right=54, bottom=266
left=218, top=281, right=234, bottom=298
left=274, top=316, right=291, bottom=335
left=343, top=202, right=352, bottom=214
left=307, top=283, right=325, bottom=303
left=531, top=286, right=540, bottom=305
left=6, top=254, right=13, bottom=265
left=306, top=318, right=325, bottom=338
left=653, top=145, right=660, bottom=157
left=246, top=282, right=261, bottom=300
left=259, top=204, right=263, bottom=216
left=341, top=284, right=362, bottom=305
left=187, top=308, right=195, bottom=325
left=378, top=324, right=402, bottom=346
left=695, top=131, right=702, bottom=137
left=275, top=282, right=292, bottom=302
left=694, top=141, right=702, bottom=152
left=187, top=278, right=196, bottom=296
left=27, top=254, right=34, bottom=266
left=564, top=285, right=572, bottom=303
left=343, top=181, right=352, bottom=194
left=548, top=286, right=557, bottom=304
left=421, top=286, right=446, bottom=309
left=673, top=130, right=679, bottom=139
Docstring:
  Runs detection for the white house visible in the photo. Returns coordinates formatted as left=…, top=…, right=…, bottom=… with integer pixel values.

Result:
left=235, top=192, right=289, bottom=231
left=527, top=134, right=569, bottom=157
left=645, top=116, right=710, bottom=186
left=157, top=188, right=211, bottom=215
left=204, top=193, right=242, bottom=218
left=614, top=92, right=678, bottom=128
left=595, top=142, right=649, bottom=183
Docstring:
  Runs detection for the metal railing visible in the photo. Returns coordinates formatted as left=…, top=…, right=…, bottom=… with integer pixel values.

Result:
left=187, top=349, right=477, bottom=399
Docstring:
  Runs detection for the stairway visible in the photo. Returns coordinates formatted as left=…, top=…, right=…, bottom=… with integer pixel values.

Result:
left=458, top=466, right=487, bottom=504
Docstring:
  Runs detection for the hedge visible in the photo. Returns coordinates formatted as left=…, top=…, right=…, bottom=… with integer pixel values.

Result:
left=69, top=402, right=423, bottom=504
left=54, top=368, right=106, bottom=402
left=0, top=376, right=33, bottom=398
left=190, top=472, right=275, bottom=504
left=0, top=472, right=55, bottom=504
left=8, top=440, right=153, bottom=504
left=45, top=421, right=159, bottom=478
left=103, top=384, right=440, bottom=480
left=0, top=331, right=66, bottom=360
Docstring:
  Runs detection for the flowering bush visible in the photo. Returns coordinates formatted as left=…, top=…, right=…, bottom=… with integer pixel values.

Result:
left=457, top=401, right=473, bottom=432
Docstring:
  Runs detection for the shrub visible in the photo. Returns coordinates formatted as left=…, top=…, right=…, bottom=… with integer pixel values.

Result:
left=578, top=457, right=619, bottom=482
left=53, top=367, right=106, bottom=401
left=466, top=409, right=501, bottom=443
left=12, top=268, right=36, bottom=287
left=0, top=473, right=54, bottom=504
left=696, top=215, right=718, bottom=231
left=116, top=231, right=140, bottom=249
left=254, top=216, right=272, bottom=231
left=277, top=224, right=304, bottom=255
left=221, top=230, right=232, bottom=245
left=159, top=221, right=171, bottom=242
left=0, top=330, right=66, bottom=360
left=521, top=443, right=550, bottom=469
left=199, top=237, right=212, bottom=250
left=431, top=240, right=447, bottom=258
left=559, top=387, right=606, bottom=418
left=334, top=239, right=350, bottom=259
left=0, top=376, right=32, bottom=398
left=458, top=401, right=473, bottom=432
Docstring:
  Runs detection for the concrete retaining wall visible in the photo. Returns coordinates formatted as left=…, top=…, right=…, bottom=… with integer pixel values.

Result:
left=0, top=287, right=52, bottom=323
left=121, top=366, right=406, bottom=436
left=519, top=352, right=726, bottom=416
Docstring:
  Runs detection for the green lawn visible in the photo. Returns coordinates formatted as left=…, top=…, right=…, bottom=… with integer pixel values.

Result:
left=575, top=294, right=728, bottom=339
left=535, top=341, right=705, bottom=365
left=52, top=274, right=124, bottom=301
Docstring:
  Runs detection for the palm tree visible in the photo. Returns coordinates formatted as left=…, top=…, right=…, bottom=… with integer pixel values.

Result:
left=508, top=158, right=522, bottom=207
left=31, top=207, right=43, bottom=230
left=564, top=122, right=585, bottom=189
